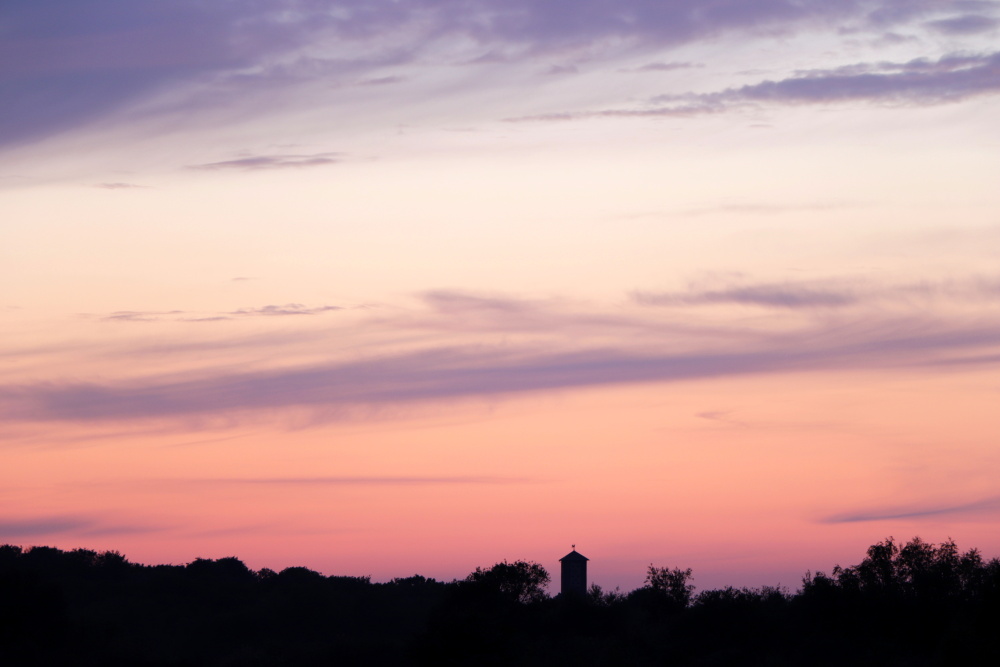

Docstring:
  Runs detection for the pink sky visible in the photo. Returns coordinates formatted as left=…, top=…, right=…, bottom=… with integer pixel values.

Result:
left=3, top=0, right=1000, bottom=593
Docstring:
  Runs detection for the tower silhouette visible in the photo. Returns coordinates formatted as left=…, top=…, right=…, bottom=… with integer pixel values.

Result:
left=559, top=547, right=588, bottom=597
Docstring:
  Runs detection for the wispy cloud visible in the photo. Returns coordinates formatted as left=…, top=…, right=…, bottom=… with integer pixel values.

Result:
left=633, top=275, right=1000, bottom=310
left=633, top=284, right=859, bottom=309
left=188, top=153, right=340, bottom=171
left=9, top=278, right=1000, bottom=428
left=0, top=515, right=160, bottom=538
left=102, top=310, right=185, bottom=322
left=511, top=51, right=1000, bottom=122
left=6, top=1, right=982, bottom=148
left=822, top=496, right=1000, bottom=523
left=95, top=304, right=342, bottom=322
left=4, top=313, right=1000, bottom=424
left=623, top=62, right=700, bottom=73
left=421, top=290, right=536, bottom=314
left=229, top=304, right=343, bottom=317
left=505, top=104, right=719, bottom=123
left=409, top=290, right=658, bottom=335
left=94, top=182, right=145, bottom=190
left=702, top=51, right=1000, bottom=106
left=198, top=476, right=532, bottom=486
left=78, top=523, right=165, bottom=537
left=697, top=411, right=749, bottom=427
left=543, top=64, right=579, bottom=76
left=925, top=14, right=999, bottom=35
left=676, top=202, right=854, bottom=216
left=0, top=516, right=92, bottom=538
left=357, top=75, right=406, bottom=86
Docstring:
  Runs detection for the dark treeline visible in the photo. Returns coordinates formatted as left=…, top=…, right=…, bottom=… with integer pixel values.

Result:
left=3, top=537, right=1000, bottom=666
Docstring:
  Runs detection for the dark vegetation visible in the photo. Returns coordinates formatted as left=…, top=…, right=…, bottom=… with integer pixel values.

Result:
left=3, top=537, right=1000, bottom=666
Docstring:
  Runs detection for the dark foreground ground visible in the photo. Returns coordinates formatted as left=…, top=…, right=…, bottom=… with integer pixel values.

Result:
left=3, top=538, right=1000, bottom=666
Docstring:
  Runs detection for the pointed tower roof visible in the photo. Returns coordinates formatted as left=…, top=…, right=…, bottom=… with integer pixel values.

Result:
left=560, top=549, right=589, bottom=562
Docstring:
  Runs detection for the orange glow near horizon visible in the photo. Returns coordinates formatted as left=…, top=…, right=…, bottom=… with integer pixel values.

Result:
left=6, top=364, right=999, bottom=592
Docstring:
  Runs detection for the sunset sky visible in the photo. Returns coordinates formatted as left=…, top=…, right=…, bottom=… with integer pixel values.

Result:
left=3, top=0, right=1000, bottom=593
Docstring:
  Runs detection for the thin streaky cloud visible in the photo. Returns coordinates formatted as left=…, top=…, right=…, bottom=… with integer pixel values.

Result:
left=421, top=290, right=537, bottom=314
left=78, top=524, right=167, bottom=537
left=357, top=75, right=406, bottom=86
left=3, top=1, right=989, bottom=147
left=623, top=61, right=701, bottom=72
left=543, top=64, right=579, bottom=76
left=0, top=516, right=93, bottom=537
left=925, top=14, right=1000, bottom=35
left=405, top=290, right=675, bottom=336
left=712, top=51, right=1000, bottom=106
left=504, top=103, right=720, bottom=122
left=653, top=52, right=1000, bottom=107
left=926, top=352, right=1000, bottom=366
left=0, top=515, right=159, bottom=539
left=821, top=496, right=1000, bottom=523
left=4, top=314, right=1000, bottom=424
left=633, top=275, right=1000, bottom=310
left=188, top=153, right=340, bottom=171
left=229, top=304, right=343, bottom=316
left=676, top=202, right=854, bottom=216
left=94, top=182, right=145, bottom=190
left=198, top=476, right=533, bottom=486
left=697, top=411, right=749, bottom=427
left=95, top=304, right=341, bottom=323
left=633, top=284, right=859, bottom=309
left=512, top=51, right=1000, bottom=122
left=101, top=310, right=185, bottom=322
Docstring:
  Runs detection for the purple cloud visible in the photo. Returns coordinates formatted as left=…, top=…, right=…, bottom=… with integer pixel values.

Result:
left=696, top=411, right=748, bottom=427
left=632, top=274, right=1000, bottom=310
left=822, top=496, right=1000, bottom=522
left=188, top=153, right=340, bottom=171
left=633, top=275, right=1000, bottom=310
left=199, top=476, right=532, bottom=486
left=102, top=310, right=185, bottom=322
left=861, top=0, right=996, bottom=29
left=713, top=51, right=1000, bottom=106
left=0, top=514, right=159, bottom=538
left=512, top=50, right=1000, bottom=121
left=543, top=64, right=579, bottom=76
left=422, top=290, right=535, bottom=314
left=4, top=313, right=1000, bottom=424
left=0, top=1, right=287, bottom=148
left=4, top=1, right=969, bottom=147
left=505, top=103, right=720, bottom=122
left=229, top=304, right=342, bottom=316
left=926, top=14, right=999, bottom=35
left=633, top=284, right=858, bottom=309
left=357, top=75, right=406, bottom=86
left=8, top=279, right=1000, bottom=429
left=0, top=516, right=93, bottom=537
left=94, top=304, right=341, bottom=322
left=94, top=182, right=145, bottom=189
left=625, top=62, right=701, bottom=72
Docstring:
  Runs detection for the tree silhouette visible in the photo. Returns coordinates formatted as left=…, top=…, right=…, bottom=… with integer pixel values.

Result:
left=465, top=560, right=550, bottom=604
left=642, top=564, right=694, bottom=607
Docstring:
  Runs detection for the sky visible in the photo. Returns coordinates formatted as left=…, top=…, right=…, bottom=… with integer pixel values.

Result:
left=3, top=0, right=1000, bottom=593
